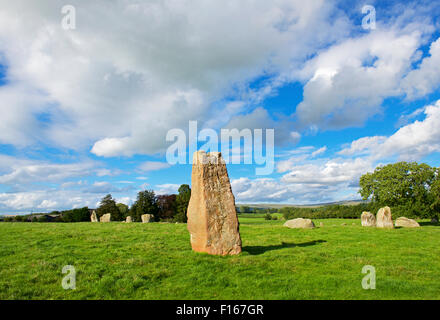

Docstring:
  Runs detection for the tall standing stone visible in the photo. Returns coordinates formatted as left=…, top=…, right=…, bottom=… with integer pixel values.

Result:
left=187, top=151, right=242, bottom=256
left=100, top=213, right=111, bottom=223
left=141, top=214, right=154, bottom=223
left=376, top=207, right=394, bottom=228
left=126, top=216, right=133, bottom=223
left=361, top=212, right=376, bottom=227
left=90, top=210, right=98, bottom=223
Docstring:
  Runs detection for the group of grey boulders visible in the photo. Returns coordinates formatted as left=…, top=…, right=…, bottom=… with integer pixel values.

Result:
left=91, top=210, right=111, bottom=223
left=282, top=207, right=421, bottom=230
left=89, top=211, right=153, bottom=224
left=361, top=206, right=420, bottom=228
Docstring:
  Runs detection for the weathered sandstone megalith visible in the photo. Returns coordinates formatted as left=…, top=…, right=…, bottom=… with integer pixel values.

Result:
left=187, top=151, right=242, bottom=256
left=283, top=218, right=315, bottom=229
left=376, top=207, right=394, bottom=228
left=126, top=216, right=133, bottom=223
left=90, top=210, right=98, bottom=222
left=142, top=214, right=154, bottom=223
left=361, top=212, right=376, bottom=227
left=100, top=213, right=111, bottom=223
left=395, top=217, right=420, bottom=228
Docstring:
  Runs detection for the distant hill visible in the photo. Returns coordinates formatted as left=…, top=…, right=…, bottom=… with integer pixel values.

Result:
left=237, top=200, right=368, bottom=209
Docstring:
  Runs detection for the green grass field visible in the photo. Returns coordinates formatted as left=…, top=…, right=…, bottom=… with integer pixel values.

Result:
left=1, top=216, right=439, bottom=300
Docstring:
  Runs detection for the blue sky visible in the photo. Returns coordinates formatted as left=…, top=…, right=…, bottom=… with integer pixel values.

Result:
left=1, top=0, right=440, bottom=214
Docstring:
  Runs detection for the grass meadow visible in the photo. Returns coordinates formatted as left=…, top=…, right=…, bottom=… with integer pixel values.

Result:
left=0, top=215, right=439, bottom=300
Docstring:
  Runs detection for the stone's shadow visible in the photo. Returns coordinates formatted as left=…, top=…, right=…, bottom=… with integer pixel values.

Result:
left=243, top=240, right=327, bottom=255
left=419, top=221, right=440, bottom=227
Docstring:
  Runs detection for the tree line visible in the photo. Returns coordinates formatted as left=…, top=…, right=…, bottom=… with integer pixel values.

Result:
left=1, top=184, right=191, bottom=223
left=94, top=184, right=191, bottom=223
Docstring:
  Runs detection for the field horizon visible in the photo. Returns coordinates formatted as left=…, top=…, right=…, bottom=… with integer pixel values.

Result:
left=0, top=199, right=368, bottom=217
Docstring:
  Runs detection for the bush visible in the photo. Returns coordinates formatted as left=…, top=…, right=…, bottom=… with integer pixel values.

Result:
left=61, top=207, right=90, bottom=222
left=116, top=203, right=129, bottom=219
left=174, top=185, right=191, bottom=223
left=37, top=215, right=48, bottom=223
left=14, top=215, right=26, bottom=222
left=281, top=204, right=374, bottom=220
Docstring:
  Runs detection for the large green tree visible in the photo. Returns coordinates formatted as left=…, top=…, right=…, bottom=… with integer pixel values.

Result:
left=156, top=194, right=177, bottom=221
left=175, top=184, right=191, bottom=223
left=96, top=194, right=122, bottom=221
left=129, top=203, right=137, bottom=221
left=116, top=203, right=129, bottom=219
left=132, top=190, right=159, bottom=222
left=359, top=162, right=438, bottom=218
left=430, top=178, right=440, bottom=220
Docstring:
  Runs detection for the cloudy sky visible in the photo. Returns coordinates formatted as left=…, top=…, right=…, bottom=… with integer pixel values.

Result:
left=1, top=0, right=440, bottom=213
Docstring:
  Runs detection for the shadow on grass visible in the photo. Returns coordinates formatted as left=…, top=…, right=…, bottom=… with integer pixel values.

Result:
left=243, top=240, right=327, bottom=255
left=418, top=221, right=440, bottom=227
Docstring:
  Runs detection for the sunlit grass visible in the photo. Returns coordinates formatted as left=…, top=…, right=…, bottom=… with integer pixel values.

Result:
left=0, top=217, right=439, bottom=300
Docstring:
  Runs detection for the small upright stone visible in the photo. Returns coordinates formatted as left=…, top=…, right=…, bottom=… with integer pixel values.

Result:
left=376, top=207, right=394, bottom=229
left=90, top=210, right=98, bottom=223
left=361, top=212, right=376, bottom=227
left=141, top=214, right=154, bottom=223
left=100, top=213, right=111, bottom=223
left=395, top=217, right=420, bottom=228
left=126, top=216, right=133, bottom=223
left=187, top=151, right=242, bottom=256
